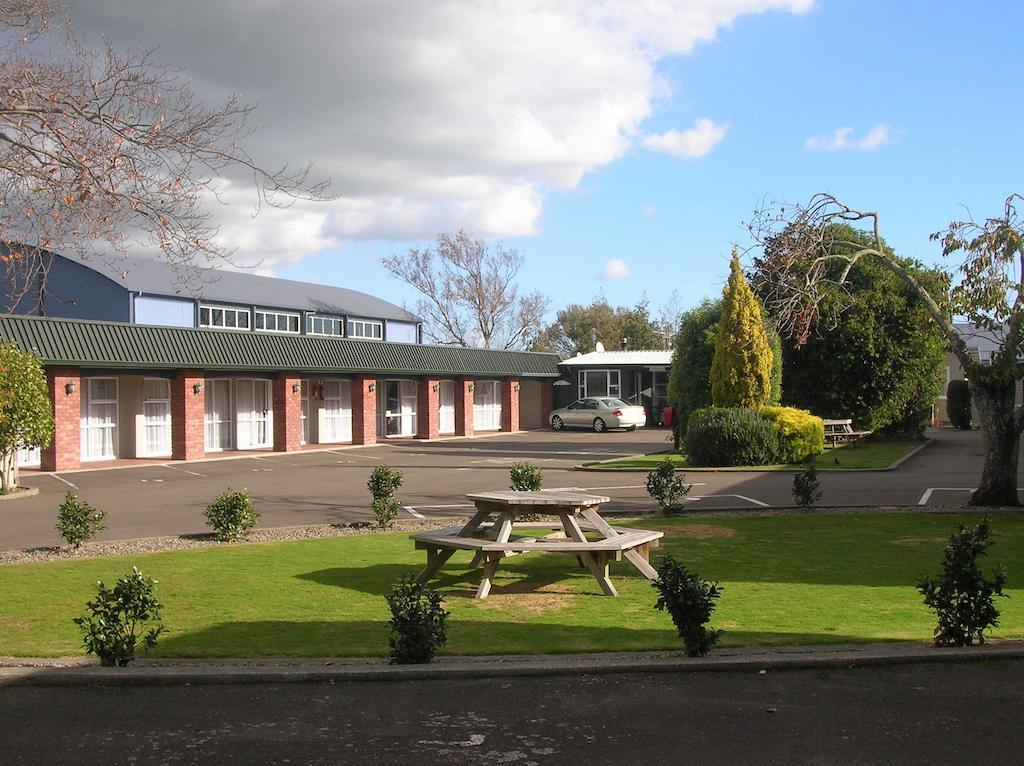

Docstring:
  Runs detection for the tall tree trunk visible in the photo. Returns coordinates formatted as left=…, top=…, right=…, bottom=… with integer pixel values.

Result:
left=0, top=450, right=14, bottom=494
left=971, top=379, right=1021, bottom=506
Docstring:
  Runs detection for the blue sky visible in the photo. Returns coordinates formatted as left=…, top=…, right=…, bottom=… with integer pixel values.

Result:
left=72, top=1, right=1024, bottom=326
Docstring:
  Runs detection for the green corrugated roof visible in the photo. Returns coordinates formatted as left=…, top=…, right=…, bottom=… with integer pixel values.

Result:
left=0, top=316, right=561, bottom=377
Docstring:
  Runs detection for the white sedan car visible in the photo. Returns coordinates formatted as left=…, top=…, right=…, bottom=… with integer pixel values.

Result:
left=549, top=397, right=647, bottom=432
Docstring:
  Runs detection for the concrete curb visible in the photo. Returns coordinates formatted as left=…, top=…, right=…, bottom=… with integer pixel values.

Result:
left=2, top=641, right=1022, bottom=687
left=0, top=486, right=39, bottom=502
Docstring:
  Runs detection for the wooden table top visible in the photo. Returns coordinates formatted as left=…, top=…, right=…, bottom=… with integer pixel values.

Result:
left=465, top=490, right=611, bottom=507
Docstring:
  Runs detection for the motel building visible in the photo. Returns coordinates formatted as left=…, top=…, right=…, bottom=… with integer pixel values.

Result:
left=0, top=251, right=559, bottom=471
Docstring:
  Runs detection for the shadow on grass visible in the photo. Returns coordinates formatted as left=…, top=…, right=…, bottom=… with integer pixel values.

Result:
left=152, top=619, right=878, bottom=658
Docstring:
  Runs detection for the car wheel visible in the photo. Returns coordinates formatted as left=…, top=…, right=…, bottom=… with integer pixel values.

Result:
left=551, top=415, right=564, bottom=431
left=593, top=417, right=606, bottom=433
left=627, top=425, right=637, bottom=431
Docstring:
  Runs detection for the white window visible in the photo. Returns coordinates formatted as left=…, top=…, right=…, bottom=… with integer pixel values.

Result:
left=377, top=379, right=417, bottom=437
left=322, top=379, right=353, bottom=443
left=579, top=370, right=620, bottom=399
left=141, top=378, right=172, bottom=457
left=199, top=304, right=250, bottom=330
left=307, top=315, right=345, bottom=336
left=348, top=319, right=383, bottom=339
left=236, top=379, right=273, bottom=449
left=81, top=377, right=118, bottom=461
left=204, top=379, right=233, bottom=451
left=255, top=309, right=300, bottom=334
left=17, top=445, right=41, bottom=467
left=300, top=379, right=310, bottom=445
left=438, top=380, right=455, bottom=434
left=474, top=380, right=502, bottom=431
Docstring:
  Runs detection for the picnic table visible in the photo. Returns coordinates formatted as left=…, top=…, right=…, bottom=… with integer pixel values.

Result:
left=410, top=489, right=664, bottom=599
left=823, top=418, right=871, bottom=447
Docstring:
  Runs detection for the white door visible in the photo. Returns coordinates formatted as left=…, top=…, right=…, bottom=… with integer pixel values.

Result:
left=300, top=380, right=310, bottom=445
left=473, top=380, right=502, bottom=431
left=400, top=380, right=417, bottom=436
left=322, top=379, right=353, bottom=442
left=204, top=379, right=233, bottom=451
left=141, top=378, right=172, bottom=457
left=17, top=445, right=41, bottom=467
left=439, top=380, right=455, bottom=434
left=237, top=379, right=273, bottom=449
left=81, top=378, right=118, bottom=460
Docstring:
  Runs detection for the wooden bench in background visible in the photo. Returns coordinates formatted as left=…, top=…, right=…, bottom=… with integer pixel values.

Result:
left=823, top=418, right=871, bottom=447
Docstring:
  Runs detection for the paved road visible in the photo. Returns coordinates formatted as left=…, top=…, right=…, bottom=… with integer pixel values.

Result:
left=2, top=660, right=1023, bottom=764
left=0, top=427, right=1011, bottom=550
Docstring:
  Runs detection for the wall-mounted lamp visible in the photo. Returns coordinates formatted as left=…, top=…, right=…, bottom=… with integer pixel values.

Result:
left=513, top=383, right=521, bottom=392
left=192, top=382, right=204, bottom=395
left=292, top=382, right=301, bottom=394
left=368, top=382, right=376, bottom=392
left=468, top=383, right=475, bottom=392
left=64, top=381, right=76, bottom=396
left=432, top=383, right=440, bottom=392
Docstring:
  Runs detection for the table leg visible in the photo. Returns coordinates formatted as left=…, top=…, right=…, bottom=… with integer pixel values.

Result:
left=416, top=547, right=457, bottom=585
left=558, top=512, right=618, bottom=596
left=580, top=508, right=659, bottom=581
left=475, top=555, right=501, bottom=599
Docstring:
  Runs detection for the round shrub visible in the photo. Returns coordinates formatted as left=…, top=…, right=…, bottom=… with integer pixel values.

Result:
left=759, top=406, right=824, bottom=463
left=947, top=379, right=972, bottom=430
left=685, top=407, right=782, bottom=467
left=205, top=488, right=261, bottom=541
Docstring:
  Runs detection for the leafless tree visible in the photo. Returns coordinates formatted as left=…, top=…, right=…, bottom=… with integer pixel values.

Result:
left=750, top=192, right=1024, bottom=506
left=383, top=230, right=548, bottom=350
left=0, top=0, right=333, bottom=307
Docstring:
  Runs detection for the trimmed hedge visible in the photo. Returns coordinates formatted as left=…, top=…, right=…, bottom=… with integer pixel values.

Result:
left=946, top=379, right=972, bottom=430
left=685, top=406, right=824, bottom=467
left=760, top=406, right=824, bottom=463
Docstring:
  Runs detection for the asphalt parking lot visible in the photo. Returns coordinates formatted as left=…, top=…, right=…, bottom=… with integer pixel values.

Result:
left=0, top=427, right=1013, bottom=550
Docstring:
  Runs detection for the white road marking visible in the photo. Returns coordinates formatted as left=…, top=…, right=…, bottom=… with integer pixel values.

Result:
left=162, top=464, right=207, bottom=477
left=326, top=450, right=385, bottom=460
left=251, top=455, right=300, bottom=467
left=403, top=505, right=426, bottom=519
left=50, top=474, right=77, bottom=489
left=408, top=503, right=475, bottom=509
left=918, top=487, right=1024, bottom=505
left=140, top=478, right=165, bottom=483
left=684, top=494, right=769, bottom=508
left=546, top=484, right=707, bottom=491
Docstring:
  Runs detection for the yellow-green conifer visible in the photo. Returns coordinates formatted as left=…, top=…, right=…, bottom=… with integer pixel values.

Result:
left=710, top=251, right=773, bottom=407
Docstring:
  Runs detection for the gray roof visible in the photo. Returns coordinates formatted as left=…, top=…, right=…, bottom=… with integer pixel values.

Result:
left=69, top=253, right=421, bottom=323
left=0, top=315, right=561, bottom=377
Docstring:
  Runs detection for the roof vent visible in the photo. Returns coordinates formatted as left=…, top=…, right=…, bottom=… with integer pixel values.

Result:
left=621, top=337, right=628, bottom=351
left=595, top=341, right=605, bottom=353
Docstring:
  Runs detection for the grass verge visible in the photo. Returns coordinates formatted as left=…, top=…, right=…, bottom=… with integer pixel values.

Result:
left=0, top=512, right=1021, bottom=658
left=588, top=438, right=924, bottom=471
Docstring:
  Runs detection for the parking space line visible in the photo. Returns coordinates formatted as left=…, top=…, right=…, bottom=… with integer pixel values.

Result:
left=918, top=487, right=1023, bottom=505
left=162, top=464, right=207, bottom=477
left=51, top=474, right=78, bottom=489
left=685, top=494, right=769, bottom=508
left=403, top=506, right=426, bottom=519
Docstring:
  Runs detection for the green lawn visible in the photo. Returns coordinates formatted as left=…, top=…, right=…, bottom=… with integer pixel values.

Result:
left=589, top=438, right=923, bottom=471
left=1, top=513, right=1021, bottom=658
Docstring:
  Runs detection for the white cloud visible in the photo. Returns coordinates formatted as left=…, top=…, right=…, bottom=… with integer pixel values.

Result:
left=69, top=1, right=814, bottom=267
left=643, top=118, right=729, bottom=159
left=643, top=205, right=658, bottom=216
left=602, top=259, right=633, bottom=281
left=804, top=123, right=896, bottom=152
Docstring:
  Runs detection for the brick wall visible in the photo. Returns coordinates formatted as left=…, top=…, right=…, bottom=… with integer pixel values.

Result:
left=501, top=378, right=520, bottom=433
left=455, top=378, right=474, bottom=437
left=417, top=378, right=440, bottom=439
left=171, top=370, right=206, bottom=461
left=41, top=366, right=81, bottom=471
left=273, top=373, right=303, bottom=452
left=352, top=375, right=377, bottom=445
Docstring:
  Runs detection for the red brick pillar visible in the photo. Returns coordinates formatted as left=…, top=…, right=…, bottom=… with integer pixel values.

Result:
left=417, top=378, right=440, bottom=440
left=273, top=373, right=303, bottom=452
left=171, top=370, right=206, bottom=461
left=41, top=366, right=81, bottom=471
left=455, top=378, right=475, bottom=437
left=541, top=380, right=555, bottom=428
left=352, top=375, right=377, bottom=445
left=501, top=378, right=520, bottom=433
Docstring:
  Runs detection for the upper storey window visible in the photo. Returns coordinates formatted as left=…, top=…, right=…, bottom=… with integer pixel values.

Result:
left=347, top=319, right=383, bottom=339
left=307, top=315, right=344, bottom=336
left=255, top=309, right=300, bottom=333
left=199, top=304, right=250, bottom=330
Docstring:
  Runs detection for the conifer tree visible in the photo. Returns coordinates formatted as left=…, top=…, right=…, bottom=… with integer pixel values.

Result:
left=710, top=251, right=773, bottom=407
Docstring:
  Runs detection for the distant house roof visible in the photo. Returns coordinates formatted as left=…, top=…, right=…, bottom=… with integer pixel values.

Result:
left=66, top=253, right=421, bottom=324
left=0, top=315, right=560, bottom=377
left=954, top=322, right=1010, bottom=363
left=559, top=350, right=673, bottom=367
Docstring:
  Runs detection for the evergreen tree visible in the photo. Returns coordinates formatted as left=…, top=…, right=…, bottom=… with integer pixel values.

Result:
left=710, top=251, right=773, bottom=408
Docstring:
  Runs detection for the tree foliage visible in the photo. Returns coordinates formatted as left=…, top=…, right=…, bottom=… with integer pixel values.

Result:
left=0, top=1, right=332, bottom=297
left=533, top=296, right=662, bottom=357
left=0, top=341, right=52, bottom=493
left=383, top=231, right=548, bottom=350
left=710, top=251, right=773, bottom=408
left=667, top=299, right=720, bottom=438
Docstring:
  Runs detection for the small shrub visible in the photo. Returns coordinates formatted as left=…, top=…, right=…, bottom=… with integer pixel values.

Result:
left=74, top=567, right=164, bottom=667
left=368, top=465, right=404, bottom=529
left=759, top=406, right=824, bottom=463
left=685, top=407, right=781, bottom=467
left=917, top=517, right=1008, bottom=646
left=510, top=462, right=543, bottom=521
left=645, top=458, right=692, bottom=515
left=205, top=489, right=261, bottom=541
left=947, top=380, right=972, bottom=430
left=386, top=572, right=449, bottom=664
left=792, top=462, right=822, bottom=507
left=652, top=555, right=723, bottom=657
left=55, top=492, right=107, bottom=549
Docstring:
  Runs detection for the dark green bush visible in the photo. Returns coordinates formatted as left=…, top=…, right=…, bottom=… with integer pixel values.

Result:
left=645, top=458, right=692, bottom=515
left=792, top=462, right=822, bottom=507
left=652, top=555, right=723, bottom=656
left=684, top=407, right=781, bottom=467
left=510, top=462, right=543, bottom=521
left=386, top=572, right=450, bottom=664
left=74, top=567, right=164, bottom=666
left=205, top=489, right=261, bottom=541
left=946, top=379, right=972, bottom=430
left=917, top=517, right=1008, bottom=646
left=368, top=465, right=404, bottom=529
left=56, top=492, right=107, bottom=549
left=759, top=406, right=824, bottom=463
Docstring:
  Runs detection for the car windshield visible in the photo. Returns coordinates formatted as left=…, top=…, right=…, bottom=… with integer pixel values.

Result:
left=601, top=398, right=629, bottom=408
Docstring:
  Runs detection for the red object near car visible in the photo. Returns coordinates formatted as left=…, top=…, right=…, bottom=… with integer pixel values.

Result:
left=660, top=406, right=674, bottom=427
